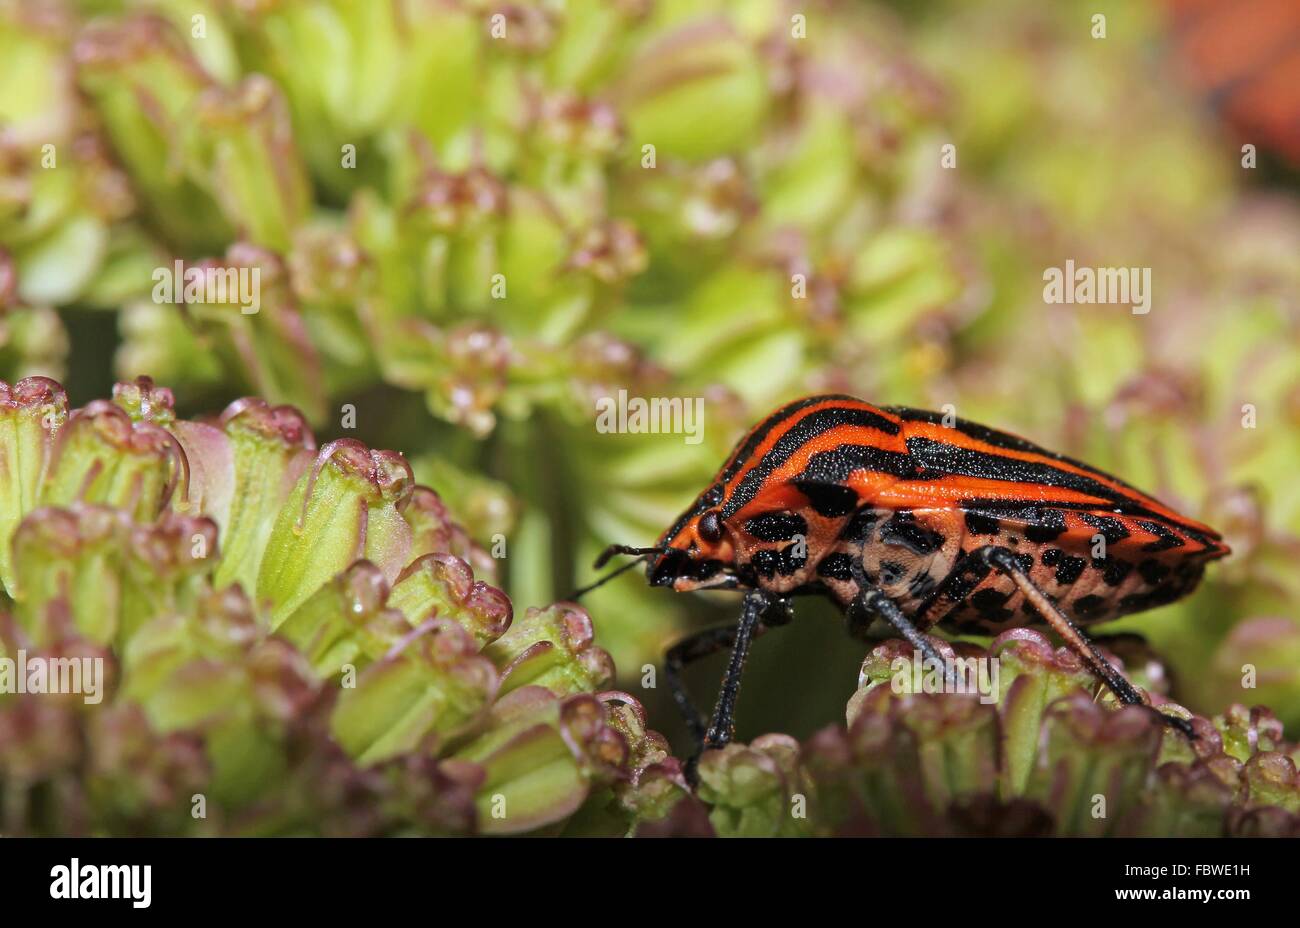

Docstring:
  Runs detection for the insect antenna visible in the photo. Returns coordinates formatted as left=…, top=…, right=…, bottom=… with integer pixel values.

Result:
left=592, top=543, right=665, bottom=569
left=566, top=544, right=666, bottom=600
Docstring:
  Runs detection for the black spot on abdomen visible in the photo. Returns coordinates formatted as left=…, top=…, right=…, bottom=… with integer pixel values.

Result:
left=1102, top=559, right=1132, bottom=586
left=880, top=512, right=943, bottom=555
left=843, top=507, right=881, bottom=541
left=1073, top=594, right=1107, bottom=618
left=1041, top=547, right=1086, bottom=585
left=1137, top=558, right=1171, bottom=586
left=971, top=587, right=1014, bottom=620
left=817, top=552, right=854, bottom=581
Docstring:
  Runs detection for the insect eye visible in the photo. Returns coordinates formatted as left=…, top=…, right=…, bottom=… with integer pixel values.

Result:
left=698, top=509, right=724, bottom=543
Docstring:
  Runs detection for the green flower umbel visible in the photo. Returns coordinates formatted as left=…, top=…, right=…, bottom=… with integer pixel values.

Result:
left=675, top=631, right=1300, bottom=838
left=0, top=376, right=664, bottom=836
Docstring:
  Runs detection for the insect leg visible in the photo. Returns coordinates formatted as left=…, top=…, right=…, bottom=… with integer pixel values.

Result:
left=665, top=625, right=744, bottom=751
left=702, top=588, right=774, bottom=746
left=670, top=590, right=785, bottom=785
left=975, top=545, right=1195, bottom=739
left=666, top=591, right=790, bottom=785
left=847, top=557, right=954, bottom=686
left=852, top=588, right=956, bottom=688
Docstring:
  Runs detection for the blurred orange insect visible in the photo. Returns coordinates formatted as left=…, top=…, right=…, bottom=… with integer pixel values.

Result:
left=1164, top=0, right=1300, bottom=165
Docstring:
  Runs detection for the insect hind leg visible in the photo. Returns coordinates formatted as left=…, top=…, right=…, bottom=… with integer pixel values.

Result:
left=848, top=558, right=955, bottom=688
left=974, top=545, right=1195, bottom=739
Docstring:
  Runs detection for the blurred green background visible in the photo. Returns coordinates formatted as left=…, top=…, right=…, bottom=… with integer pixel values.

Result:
left=2, top=0, right=1298, bottom=757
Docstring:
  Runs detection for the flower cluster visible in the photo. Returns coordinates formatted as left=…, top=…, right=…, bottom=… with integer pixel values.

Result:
left=1, top=378, right=1297, bottom=837
left=1, top=0, right=1299, bottom=837
left=661, top=632, right=1300, bottom=837
left=4, top=0, right=1294, bottom=697
left=0, top=0, right=970, bottom=671
left=0, top=377, right=684, bottom=835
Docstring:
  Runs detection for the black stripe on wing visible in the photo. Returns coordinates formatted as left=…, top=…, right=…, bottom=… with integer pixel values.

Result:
left=884, top=405, right=1137, bottom=486
left=721, top=406, right=902, bottom=518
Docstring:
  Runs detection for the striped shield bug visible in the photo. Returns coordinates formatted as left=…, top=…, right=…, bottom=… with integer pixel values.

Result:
left=578, top=395, right=1229, bottom=781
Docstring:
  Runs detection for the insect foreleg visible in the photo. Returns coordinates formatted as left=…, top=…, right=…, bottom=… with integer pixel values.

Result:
left=702, top=589, right=773, bottom=751
left=974, top=545, right=1195, bottom=739
left=666, top=590, right=790, bottom=786
left=666, top=625, right=742, bottom=751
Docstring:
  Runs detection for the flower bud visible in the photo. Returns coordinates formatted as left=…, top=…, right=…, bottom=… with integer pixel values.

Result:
left=1242, top=752, right=1299, bottom=812
left=257, top=439, right=414, bottom=627
left=118, top=512, right=221, bottom=642
left=40, top=400, right=188, bottom=522
left=187, top=76, right=310, bottom=252
left=598, top=691, right=688, bottom=825
left=399, top=486, right=497, bottom=580
left=87, top=704, right=211, bottom=836
left=111, top=375, right=175, bottom=426
left=387, top=553, right=511, bottom=649
left=11, top=505, right=126, bottom=645
left=0, top=377, right=67, bottom=593
left=482, top=602, right=615, bottom=696
left=73, top=15, right=228, bottom=252
left=330, top=617, right=498, bottom=765
left=618, top=19, right=768, bottom=161
left=276, top=560, right=411, bottom=677
left=210, top=396, right=315, bottom=593
left=451, top=686, right=627, bottom=834
left=121, top=584, right=261, bottom=730
left=696, top=735, right=810, bottom=838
